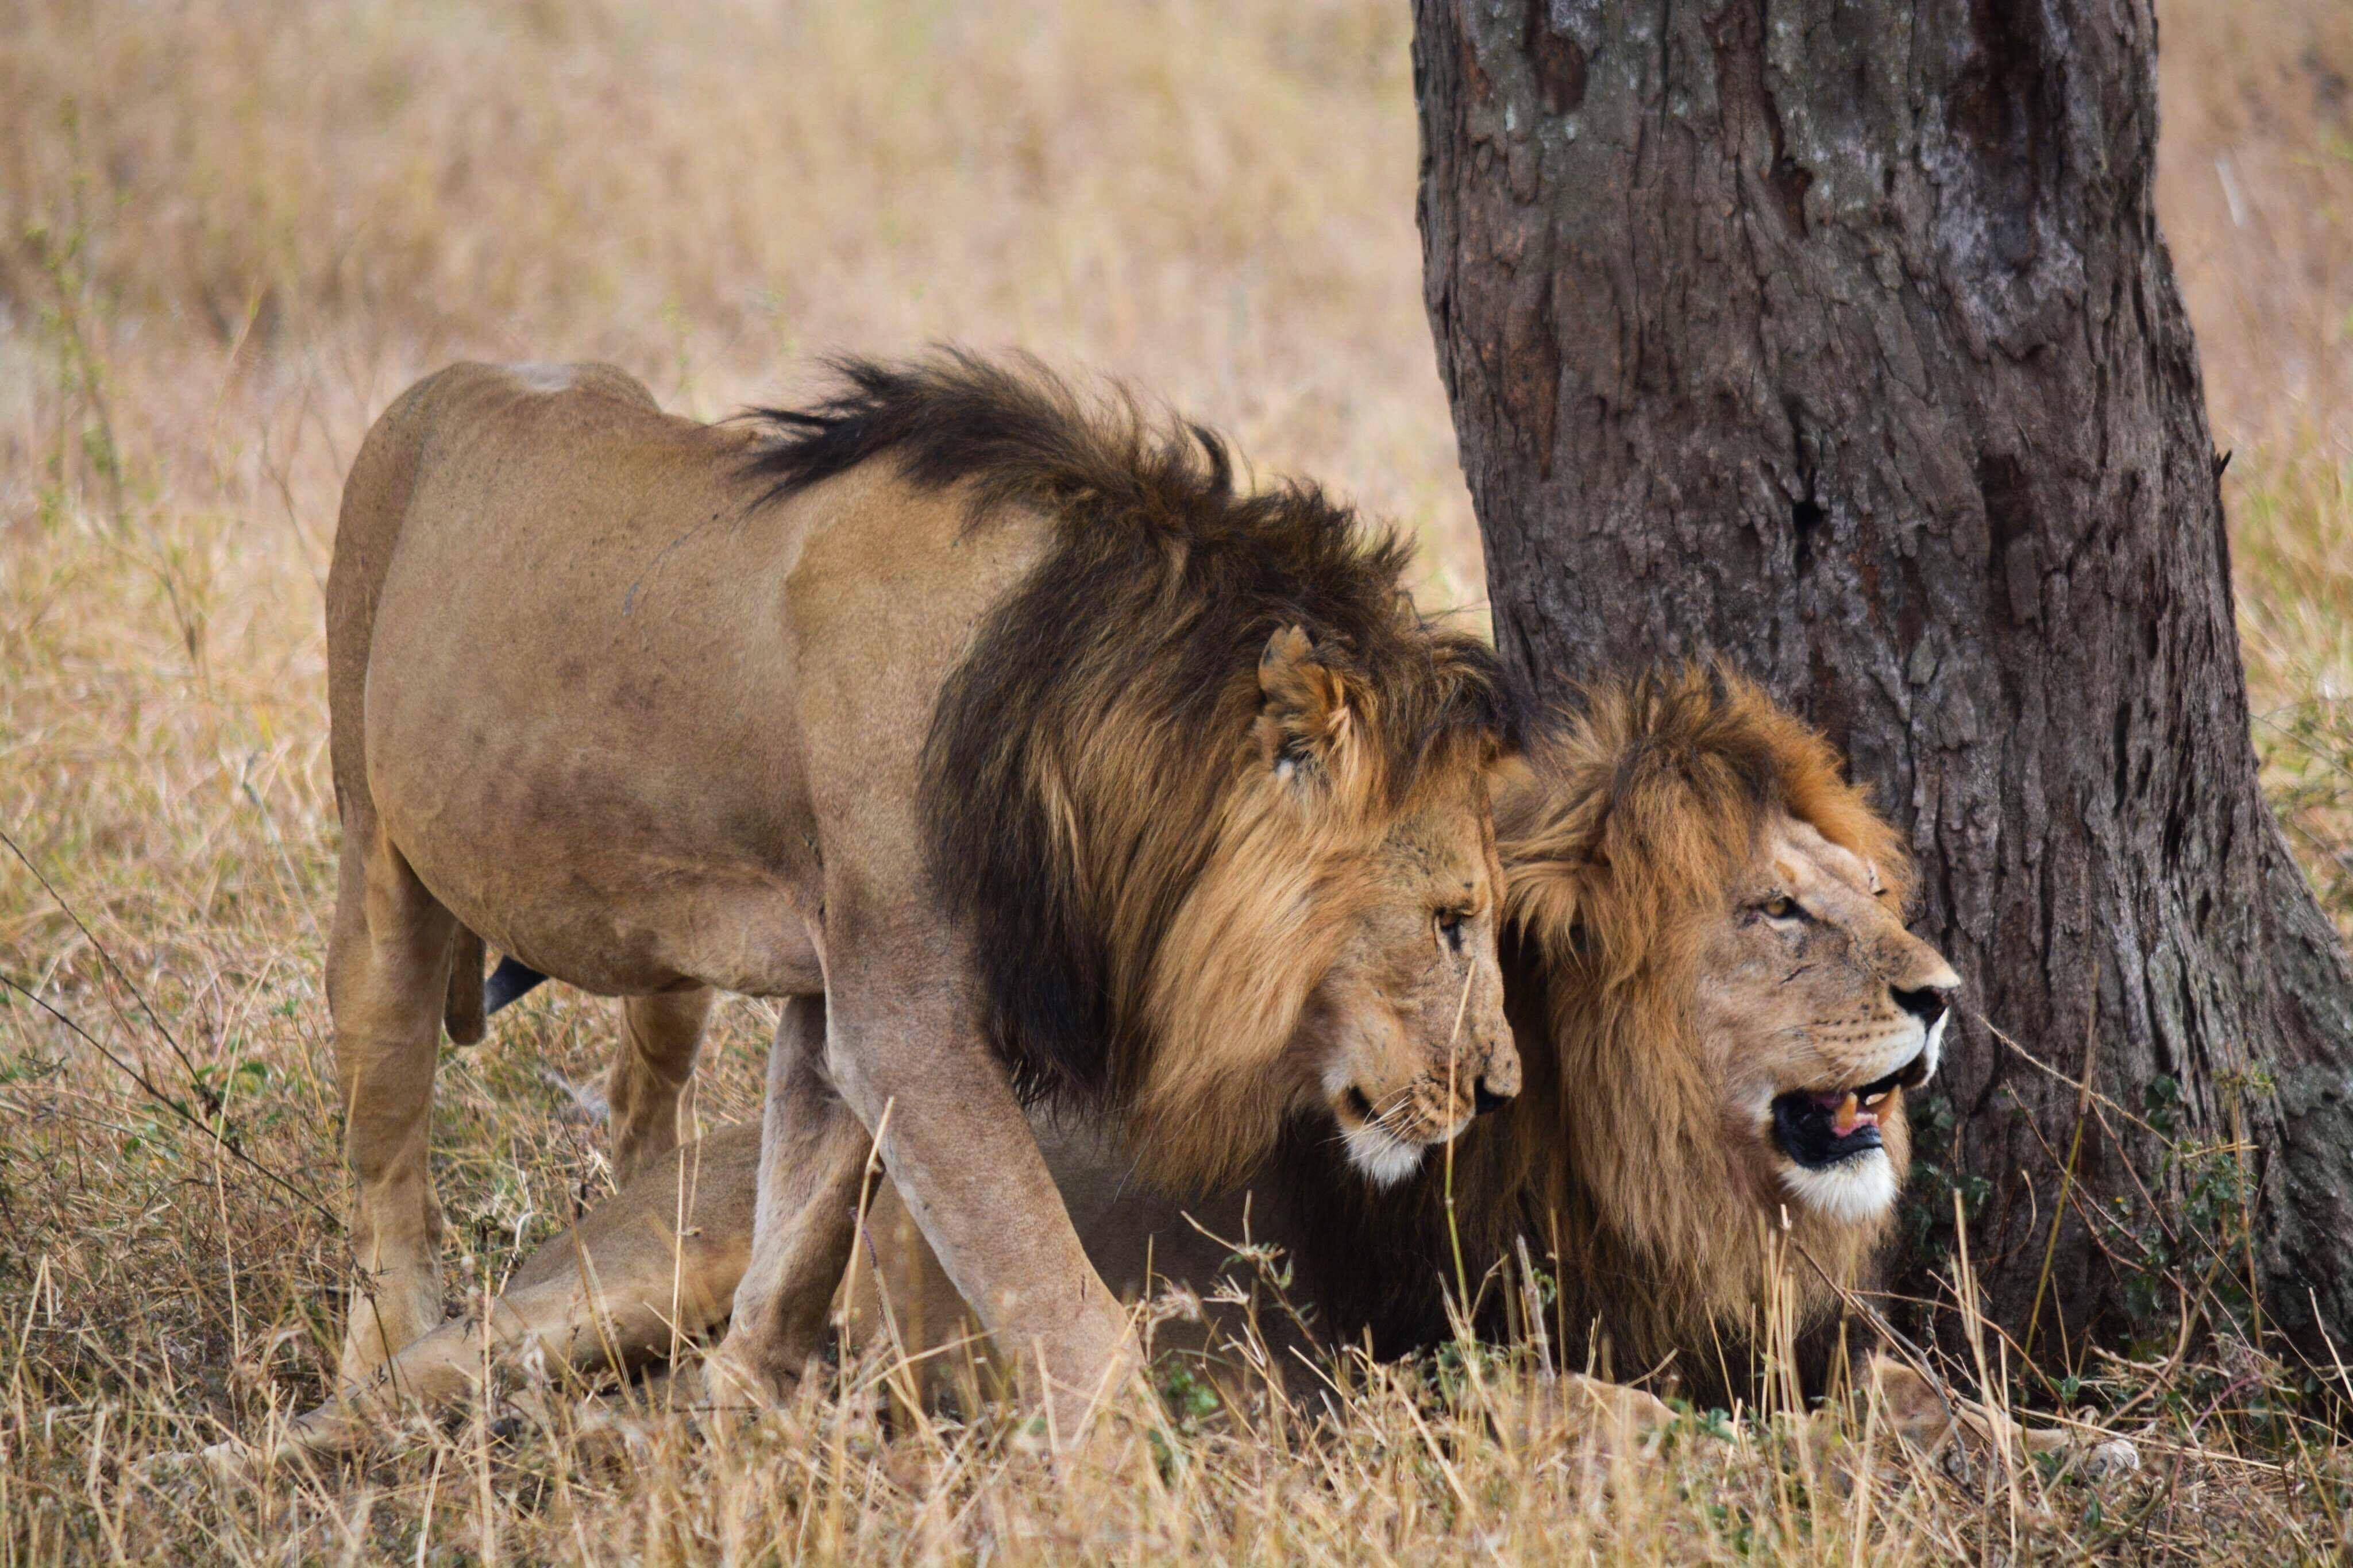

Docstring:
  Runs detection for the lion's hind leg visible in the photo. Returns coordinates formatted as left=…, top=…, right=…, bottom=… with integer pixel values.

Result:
left=330, top=819, right=460, bottom=1386
left=608, top=987, right=717, bottom=1183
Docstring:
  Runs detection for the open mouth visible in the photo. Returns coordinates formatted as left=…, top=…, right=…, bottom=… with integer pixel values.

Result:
left=1770, top=1051, right=1930, bottom=1170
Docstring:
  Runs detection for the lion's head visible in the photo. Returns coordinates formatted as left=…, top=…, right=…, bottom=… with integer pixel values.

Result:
left=1250, top=634, right=1521, bottom=1187
left=750, top=353, right=1522, bottom=1193
left=1129, top=617, right=1522, bottom=1190
left=1278, top=664, right=1954, bottom=1388
left=1490, top=663, right=1955, bottom=1369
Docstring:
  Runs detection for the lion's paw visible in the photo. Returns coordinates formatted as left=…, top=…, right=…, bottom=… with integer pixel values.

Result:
left=2081, top=1436, right=2140, bottom=1480
left=1520, top=1371, right=1677, bottom=1463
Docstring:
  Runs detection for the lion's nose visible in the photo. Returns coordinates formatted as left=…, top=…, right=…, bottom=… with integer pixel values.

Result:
left=1472, top=1067, right=1515, bottom=1117
left=1893, top=983, right=1951, bottom=1028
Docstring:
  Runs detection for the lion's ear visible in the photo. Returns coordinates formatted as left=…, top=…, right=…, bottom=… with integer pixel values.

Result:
left=1255, top=624, right=1352, bottom=783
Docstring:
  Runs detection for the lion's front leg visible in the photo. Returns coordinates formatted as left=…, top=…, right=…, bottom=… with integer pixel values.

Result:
left=608, top=987, right=718, bottom=1183
left=1857, top=1351, right=2139, bottom=1480
left=1503, top=1370, right=1677, bottom=1466
left=842, top=1033, right=1144, bottom=1459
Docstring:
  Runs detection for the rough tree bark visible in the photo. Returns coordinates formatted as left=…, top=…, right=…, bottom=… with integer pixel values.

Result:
left=1414, top=0, right=2353, bottom=1361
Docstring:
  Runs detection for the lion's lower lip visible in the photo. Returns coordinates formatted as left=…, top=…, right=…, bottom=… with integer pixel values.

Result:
left=1772, top=1100, right=1883, bottom=1168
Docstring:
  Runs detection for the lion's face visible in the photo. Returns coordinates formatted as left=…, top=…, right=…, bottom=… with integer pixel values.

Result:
left=1133, top=623, right=1519, bottom=1193
left=1296, top=778, right=1518, bottom=1187
left=1695, top=810, right=1959, bottom=1226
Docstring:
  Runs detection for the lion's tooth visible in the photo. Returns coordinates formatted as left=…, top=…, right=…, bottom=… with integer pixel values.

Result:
left=1831, top=1092, right=1862, bottom=1136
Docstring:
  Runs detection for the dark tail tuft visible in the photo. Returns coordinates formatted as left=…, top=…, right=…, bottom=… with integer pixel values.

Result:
left=484, top=956, right=549, bottom=1017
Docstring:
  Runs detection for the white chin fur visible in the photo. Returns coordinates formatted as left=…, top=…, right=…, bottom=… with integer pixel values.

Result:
left=1342, top=1122, right=1428, bottom=1188
left=1779, top=1150, right=1897, bottom=1225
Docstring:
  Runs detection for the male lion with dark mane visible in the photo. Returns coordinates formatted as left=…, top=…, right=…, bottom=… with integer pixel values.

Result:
left=225, top=667, right=2130, bottom=1473
left=314, top=351, right=1521, bottom=1449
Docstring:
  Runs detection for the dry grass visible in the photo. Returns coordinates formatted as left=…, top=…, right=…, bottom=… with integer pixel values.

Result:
left=3, top=0, right=2351, bottom=1559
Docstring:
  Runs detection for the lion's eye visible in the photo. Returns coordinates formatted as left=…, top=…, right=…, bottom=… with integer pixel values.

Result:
left=1436, top=908, right=1468, bottom=950
left=1760, top=895, right=1798, bottom=920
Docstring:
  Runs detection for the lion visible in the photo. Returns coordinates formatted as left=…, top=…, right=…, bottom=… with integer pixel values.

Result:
left=317, top=350, right=1522, bottom=1446
left=228, top=667, right=2130, bottom=1476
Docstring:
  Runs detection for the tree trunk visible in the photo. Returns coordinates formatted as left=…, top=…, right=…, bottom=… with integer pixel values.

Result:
left=1413, top=0, right=2353, bottom=1362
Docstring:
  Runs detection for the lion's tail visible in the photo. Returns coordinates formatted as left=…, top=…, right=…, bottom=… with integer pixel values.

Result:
left=442, top=928, right=547, bottom=1043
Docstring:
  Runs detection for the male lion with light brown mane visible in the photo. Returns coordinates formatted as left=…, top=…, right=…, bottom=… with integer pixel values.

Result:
left=228, top=666, right=2131, bottom=1473
left=313, top=350, right=1521, bottom=1450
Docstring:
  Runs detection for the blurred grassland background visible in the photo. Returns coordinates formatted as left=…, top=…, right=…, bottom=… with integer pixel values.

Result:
left=4, top=1, right=2353, bottom=1560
